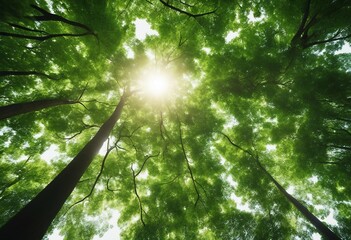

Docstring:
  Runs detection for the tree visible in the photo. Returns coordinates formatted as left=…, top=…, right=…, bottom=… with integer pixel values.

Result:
left=0, top=92, right=128, bottom=239
left=1, top=0, right=350, bottom=239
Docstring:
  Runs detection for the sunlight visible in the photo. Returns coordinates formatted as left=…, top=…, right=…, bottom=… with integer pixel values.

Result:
left=145, top=72, right=169, bottom=96
left=139, top=69, right=171, bottom=99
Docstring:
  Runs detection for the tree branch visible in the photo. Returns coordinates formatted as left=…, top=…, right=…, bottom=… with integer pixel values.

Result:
left=0, top=157, right=31, bottom=197
left=159, top=0, right=216, bottom=18
left=64, top=139, right=114, bottom=214
left=29, top=5, right=95, bottom=36
left=177, top=116, right=201, bottom=207
left=0, top=31, right=95, bottom=41
left=131, top=165, right=146, bottom=226
left=0, top=71, right=60, bottom=80
left=6, top=22, right=48, bottom=34
left=305, top=31, right=351, bottom=48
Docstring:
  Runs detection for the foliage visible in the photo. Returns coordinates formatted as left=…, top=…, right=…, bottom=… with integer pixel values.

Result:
left=0, top=0, right=350, bottom=239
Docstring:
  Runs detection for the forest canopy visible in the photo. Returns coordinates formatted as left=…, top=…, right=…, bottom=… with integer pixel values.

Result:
left=0, top=0, right=350, bottom=239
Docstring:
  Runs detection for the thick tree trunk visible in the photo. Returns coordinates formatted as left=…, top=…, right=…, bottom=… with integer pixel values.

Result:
left=0, top=99, right=78, bottom=120
left=256, top=160, right=341, bottom=240
left=0, top=93, right=128, bottom=239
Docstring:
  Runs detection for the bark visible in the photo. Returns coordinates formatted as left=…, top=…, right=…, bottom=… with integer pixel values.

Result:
left=0, top=93, right=128, bottom=239
left=0, top=98, right=78, bottom=120
left=221, top=133, right=341, bottom=240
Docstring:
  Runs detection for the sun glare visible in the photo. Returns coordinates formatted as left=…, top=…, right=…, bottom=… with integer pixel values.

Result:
left=142, top=70, right=170, bottom=98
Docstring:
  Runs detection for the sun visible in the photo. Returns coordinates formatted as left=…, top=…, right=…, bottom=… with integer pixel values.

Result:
left=143, top=70, right=170, bottom=98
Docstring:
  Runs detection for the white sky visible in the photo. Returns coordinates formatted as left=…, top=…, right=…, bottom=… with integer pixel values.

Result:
left=133, top=19, right=158, bottom=41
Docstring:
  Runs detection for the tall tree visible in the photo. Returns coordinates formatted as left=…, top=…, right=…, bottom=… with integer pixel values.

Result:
left=221, top=132, right=341, bottom=240
left=0, top=92, right=128, bottom=239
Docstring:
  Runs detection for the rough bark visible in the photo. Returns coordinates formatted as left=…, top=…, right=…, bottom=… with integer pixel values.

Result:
left=0, top=93, right=128, bottom=239
left=0, top=98, right=78, bottom=120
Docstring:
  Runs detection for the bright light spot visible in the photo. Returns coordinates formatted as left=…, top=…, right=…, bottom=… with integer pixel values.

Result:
left=202, top=47, right=211, bottom=54
left=286, top=186, right=295, bottom=194
left=41, top=145, right=59, bottom=163
left=134, top=19, right=158, bottom=41
left=98, top=137, right=116, bottom=156
left=123, top=44, right=134, bottom=59
left=323, top=210, right=338, bottom=226
left=225, top=30, right=240, bottom=43
left=145, top=50, right=155, bottom=60
left=226, top=175, right=238, bottom=188
left=312, top=233, right=321, bottom=240
left=230, top=193, right=252, bottom=212
left=308, top=175, right=319, bottom=184
left=336, top=42, right=351, bottom=54
left=141, top=70, right=171, bottom=98
left=265, top=144, right=276, bottom=152
left=247, top=10, right=266, bottom=23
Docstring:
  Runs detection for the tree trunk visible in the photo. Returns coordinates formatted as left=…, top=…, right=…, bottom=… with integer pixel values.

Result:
left=255, top=160, right=341, bottom=240
left=0, top=98, right=78, bottom=120
left=0, top=93, right=128, bottom=239
left=221, top=133, right=341, bottom=240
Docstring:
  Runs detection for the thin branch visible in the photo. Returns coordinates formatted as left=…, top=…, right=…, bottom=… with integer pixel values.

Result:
left=159, top=0, right=216, bottom=18
left=0, top=31, right=95, bottom=41
left=106, top=177, right=119, bottom=192
left=177, top=115, right=201, bottom=207
left=0, top=156, right=31, bottom=197
left=331, top=128, right=351, bottom=137
left=134, top=153, right=160, bottom=177
left=77, top=83, right=88, bottom=101
left=220, top=132, right=253, bottom=156
left=156, top=174, right=181, bottom=186
left=131, top=165, right=146, bottom=226
left=6, top=22, right=48, bottom=34
left=117, top=0, right=134, bottom=18
left=0, top=71, right=60, bottom=80
left=130, top=152, right=159, bottom=226
left=305, top=32, right=351, bottom=48
left=291, top=0, right=312, bottom=43
left=29, top=4, right=96, bottom=37
left=55, top=124, right=99, bottom=140
left=64, top=139, right=113, bottom=214
left=327, top=144, right=351, bottom=151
